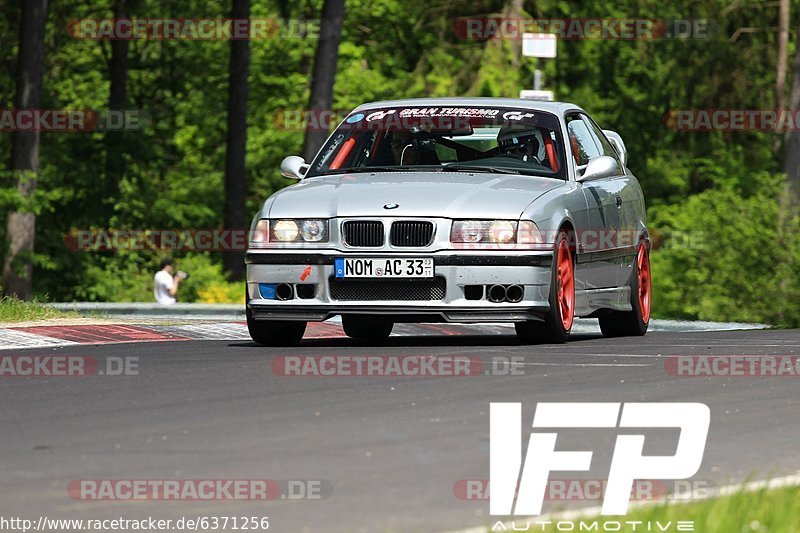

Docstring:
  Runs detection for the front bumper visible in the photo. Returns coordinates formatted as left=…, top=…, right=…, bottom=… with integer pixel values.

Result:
left=245, top=251, right=553, bottom=323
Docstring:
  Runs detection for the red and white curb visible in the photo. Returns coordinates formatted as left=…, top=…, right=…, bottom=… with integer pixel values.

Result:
left=0, top=322, right=505, bottom=351
left=0, top=324, right=190, bottom=350
left=0, top=329, right=82, bottom=349
left=0, top=318, right=767, bottom=351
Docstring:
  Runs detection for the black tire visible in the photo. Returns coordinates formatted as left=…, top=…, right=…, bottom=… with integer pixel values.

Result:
left=516, top=230, right=575, bottom=344
left=342, top=315, right=394, bottom=342
left=246, top=308, right=306, bottom=346
left=599, top=241, right=651, bottom=337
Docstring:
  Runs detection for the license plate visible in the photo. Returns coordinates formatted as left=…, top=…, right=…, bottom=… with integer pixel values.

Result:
left=334, top=257, right=434, bottom=279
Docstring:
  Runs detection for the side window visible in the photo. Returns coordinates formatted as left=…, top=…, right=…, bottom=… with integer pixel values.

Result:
left=583, top=115, right=623, bottom=170
left=565, top=114, right=601, bottom=166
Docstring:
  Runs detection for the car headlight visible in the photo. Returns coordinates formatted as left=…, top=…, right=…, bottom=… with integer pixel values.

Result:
left=450, top=220, right=542, bottom=246
left=273, top=220, right=300, bottom=242
left=300, top=219, right=327, bottom=242
left=451, top=220, right=518, bottom=244
left=457, top=221, right=485, bottom=243
left=489, top=221, right=516, bottom=244
left=269, top=219, right=329, bottom=243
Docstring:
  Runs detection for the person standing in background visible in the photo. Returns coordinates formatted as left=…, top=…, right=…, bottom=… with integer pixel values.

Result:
left=154, top=258, right=184, bottom=305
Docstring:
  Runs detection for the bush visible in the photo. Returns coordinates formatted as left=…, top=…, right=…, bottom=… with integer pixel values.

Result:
left=649, top=172, right=800, bottom=327
left=74, top=252, right=244, bottom=304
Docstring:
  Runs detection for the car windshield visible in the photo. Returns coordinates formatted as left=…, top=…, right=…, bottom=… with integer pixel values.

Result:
left=306, top=106, right=567, bottom=179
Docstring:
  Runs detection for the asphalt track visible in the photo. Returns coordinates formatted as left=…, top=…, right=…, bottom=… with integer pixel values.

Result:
left=1, top=327, right=799, bottom=533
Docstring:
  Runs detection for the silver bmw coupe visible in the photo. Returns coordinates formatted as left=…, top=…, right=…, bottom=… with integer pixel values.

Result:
left=245, top=98, right=651, bottom=345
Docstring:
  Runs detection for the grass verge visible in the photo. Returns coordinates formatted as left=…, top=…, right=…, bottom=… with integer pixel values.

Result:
left=505, top=485, right=800, bottom=532
left=0, top=297, right=79, bottom=323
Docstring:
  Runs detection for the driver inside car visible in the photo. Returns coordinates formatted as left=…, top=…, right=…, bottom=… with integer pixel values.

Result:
left=496, top=126, right=542, bottom=164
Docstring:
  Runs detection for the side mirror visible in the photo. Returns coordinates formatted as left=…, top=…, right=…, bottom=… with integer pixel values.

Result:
left=280, top=156, right=308, bottom=180
left=578, top=156, right=619, bottom=182
left=603, top=130, right=627, bottom=167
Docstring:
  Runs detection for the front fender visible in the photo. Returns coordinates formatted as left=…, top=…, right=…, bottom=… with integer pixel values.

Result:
left=520, top=181, right=586, bottom=244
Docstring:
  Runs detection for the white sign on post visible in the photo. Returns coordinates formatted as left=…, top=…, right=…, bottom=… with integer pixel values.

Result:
left=522, top=33, right=557, bottom=58
left=519, top=89, right=554, bottom=101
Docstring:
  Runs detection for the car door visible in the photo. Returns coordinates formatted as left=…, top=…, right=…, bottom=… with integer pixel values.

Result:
left=583, top=115, right=635, bottom=288
left=565, top=113, right=623, bottom=289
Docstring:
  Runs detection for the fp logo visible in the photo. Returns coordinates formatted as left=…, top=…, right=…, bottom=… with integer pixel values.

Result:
left=490, top=402, right=710, bottom=516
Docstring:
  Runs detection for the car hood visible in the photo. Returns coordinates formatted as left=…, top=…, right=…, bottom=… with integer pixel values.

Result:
left=266, top=172, right=564, bottom=219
